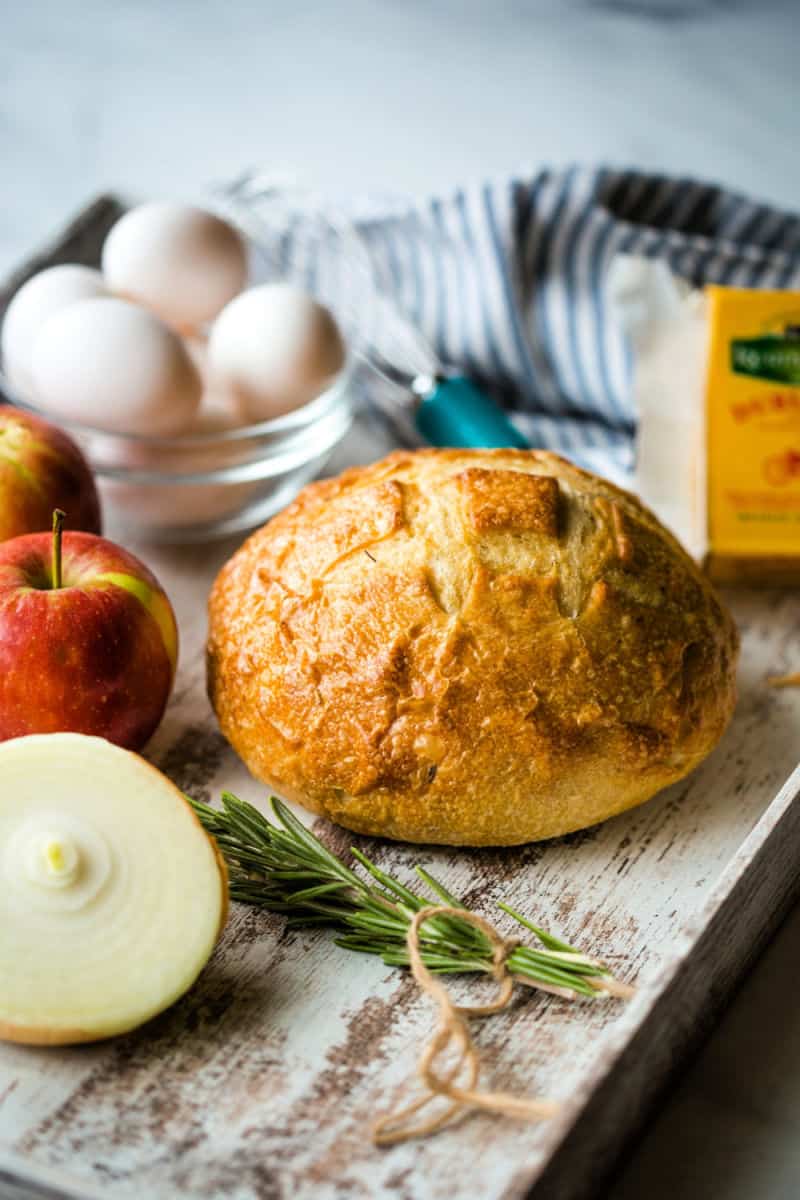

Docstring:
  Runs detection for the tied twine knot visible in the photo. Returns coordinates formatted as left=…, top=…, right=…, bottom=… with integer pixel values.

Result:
left=372, top=905, right=560, bottom=1146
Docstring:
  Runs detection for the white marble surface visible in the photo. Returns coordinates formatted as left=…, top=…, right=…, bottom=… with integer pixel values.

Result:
left=2, top=2, right=800, bottom=1197
left=3, top=0, right=800, bottom=277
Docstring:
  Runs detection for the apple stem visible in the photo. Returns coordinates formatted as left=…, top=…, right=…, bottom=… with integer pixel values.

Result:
left=51, top=509, right=65, bottom=590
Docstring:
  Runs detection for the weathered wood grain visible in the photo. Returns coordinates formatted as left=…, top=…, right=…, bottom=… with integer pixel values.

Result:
left=1, top=199, right=799, bottom=1200
left=1, top=532, right=798, bottom=1200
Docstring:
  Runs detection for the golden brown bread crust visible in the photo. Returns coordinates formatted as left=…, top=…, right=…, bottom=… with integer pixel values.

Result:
left=207, top=449, right=739, bottom=845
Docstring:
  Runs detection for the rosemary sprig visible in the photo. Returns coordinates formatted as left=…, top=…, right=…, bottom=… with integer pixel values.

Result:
left=192, top=792, right=632, bottom=1001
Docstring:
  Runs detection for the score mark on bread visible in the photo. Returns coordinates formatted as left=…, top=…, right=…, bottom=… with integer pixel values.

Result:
left=459, top=467, right=560, bottom=536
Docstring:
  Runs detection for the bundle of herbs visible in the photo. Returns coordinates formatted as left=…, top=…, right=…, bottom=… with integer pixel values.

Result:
left=192, top=791, right=633, bottom=1141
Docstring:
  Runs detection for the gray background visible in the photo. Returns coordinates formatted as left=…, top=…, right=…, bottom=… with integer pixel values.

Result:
left=2, top=2, right=800, bottom=1196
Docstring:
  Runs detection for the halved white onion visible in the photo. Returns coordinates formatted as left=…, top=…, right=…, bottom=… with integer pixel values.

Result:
left=0, top=733, right=227, bottom=1044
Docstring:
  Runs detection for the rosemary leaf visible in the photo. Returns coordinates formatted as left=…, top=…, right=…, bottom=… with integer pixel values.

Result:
left=414, top=865, right=465, bottom=908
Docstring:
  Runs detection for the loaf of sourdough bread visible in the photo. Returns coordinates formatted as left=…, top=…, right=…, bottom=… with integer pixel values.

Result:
left=208, top=449, right=738, bottom=845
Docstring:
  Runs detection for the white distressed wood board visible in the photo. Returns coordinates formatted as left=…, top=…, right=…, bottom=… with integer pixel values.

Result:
left=0, top=199, right=799, bottom=1200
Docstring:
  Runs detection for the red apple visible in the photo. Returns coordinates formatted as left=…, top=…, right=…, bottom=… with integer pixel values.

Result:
left=0, top=513, right=177, bottom=750
left=0, top=404, right=101, bottom=541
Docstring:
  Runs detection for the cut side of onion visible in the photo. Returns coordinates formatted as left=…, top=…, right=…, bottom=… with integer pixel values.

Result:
left=0, top=732, right=227, bottom=1045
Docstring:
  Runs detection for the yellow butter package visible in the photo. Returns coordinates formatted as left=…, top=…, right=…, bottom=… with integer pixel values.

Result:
left=705, top=286, right=800, bottom=581
left=610, top=259, right=800, bottom=584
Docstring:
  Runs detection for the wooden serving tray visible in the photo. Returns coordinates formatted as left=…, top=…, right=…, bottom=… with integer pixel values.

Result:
left=1, top=201, right=799, bottom=1200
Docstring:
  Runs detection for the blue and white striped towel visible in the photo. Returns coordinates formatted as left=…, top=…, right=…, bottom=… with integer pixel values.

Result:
left=352, top=167, right=800, bottom=479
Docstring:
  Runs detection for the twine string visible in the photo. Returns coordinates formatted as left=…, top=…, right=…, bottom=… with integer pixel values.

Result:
left=372, top=905, right=560, bottom=1146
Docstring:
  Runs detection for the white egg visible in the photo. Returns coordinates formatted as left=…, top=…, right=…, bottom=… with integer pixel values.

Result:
left=193, top=391, right=246, bottom=432
left=102, top=203, right=248, bottom=332
left=183, top=333, right=210, bottom=376
left=30, top=297, right=202, bottom=436
left=184, top=333, right=248, bottom=424
left=1, top=264, right=108, bottom=397
left=207, top=284, right=346, bottom=423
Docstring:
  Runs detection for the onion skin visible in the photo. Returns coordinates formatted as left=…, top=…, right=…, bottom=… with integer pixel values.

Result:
left=0, top=1015, right=114, bottom=1048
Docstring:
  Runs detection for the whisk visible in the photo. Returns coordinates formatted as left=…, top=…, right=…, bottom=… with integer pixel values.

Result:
left=217, top=171, right=527, bottom=450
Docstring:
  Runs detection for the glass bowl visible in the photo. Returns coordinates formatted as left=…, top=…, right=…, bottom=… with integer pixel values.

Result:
left=3, top=365, right=354, bottom=543
left=0, top=192, right=356, bottom=543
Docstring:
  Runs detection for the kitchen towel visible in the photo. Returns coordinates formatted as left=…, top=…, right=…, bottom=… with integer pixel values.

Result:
left=353, top=167, right=800, bottom=478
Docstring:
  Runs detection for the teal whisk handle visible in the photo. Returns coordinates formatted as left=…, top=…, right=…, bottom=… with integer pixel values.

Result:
left=414, top=375, right=528, bottom=449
